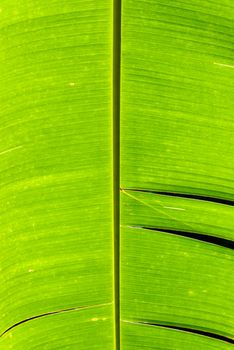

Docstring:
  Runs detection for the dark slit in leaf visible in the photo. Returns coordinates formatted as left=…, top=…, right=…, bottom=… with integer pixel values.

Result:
left=132, top=225, right=234, bottom=249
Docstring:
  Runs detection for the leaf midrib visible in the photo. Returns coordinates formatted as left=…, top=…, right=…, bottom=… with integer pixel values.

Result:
left=113, top=0, right=122, bottom=349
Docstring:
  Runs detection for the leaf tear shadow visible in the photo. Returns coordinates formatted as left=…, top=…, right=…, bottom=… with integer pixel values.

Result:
left=121, top=188, right=234, bottom=206
left=121, top=188, right=234, bottom=248
left=0, top=302, right=112, bottom=337
left=129, top=225, right=234, bottom=249
left=122, top=320, right=234, bottom=344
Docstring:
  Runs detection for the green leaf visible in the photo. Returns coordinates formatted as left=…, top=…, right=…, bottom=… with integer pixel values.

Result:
left=0, top=1, right=114, bottom=348
left=122, top=322, right=232, bottom=350
left=121, top=0, right=234, bottom=200
left=0, top=0, right=234, bottom=349
left=120, top=0, right=234, bottom=348
left=1, top=305, right=113, bottom=349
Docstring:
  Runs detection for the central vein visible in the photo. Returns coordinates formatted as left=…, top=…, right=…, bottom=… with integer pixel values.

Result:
left=113, top=0, right=121, bottom=349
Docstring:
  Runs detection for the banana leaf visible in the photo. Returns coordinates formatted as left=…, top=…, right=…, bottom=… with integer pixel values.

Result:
left=120, top=1, right=234, bottom=348
left=0, top=0, right=233, bottom=349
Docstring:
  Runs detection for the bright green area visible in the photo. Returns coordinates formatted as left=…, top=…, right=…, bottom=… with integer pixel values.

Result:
left=121, top=0, right=234, bottom=200
left=121, top=322, right=233, bottom=350
left=0, top=0, right=114, bottom=348
left=121, top=223, right=234, bottom=338
left=121, top=189, right=234, bottom=241
left=121, top=0, right=234, bottom=348
left=1, top=305, right=113, bottom=349
left=0, top=0, right=234, bottom=349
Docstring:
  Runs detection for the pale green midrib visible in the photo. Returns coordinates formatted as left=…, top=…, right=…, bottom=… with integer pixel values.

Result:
left=113, top=0, right=121, bottom=349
